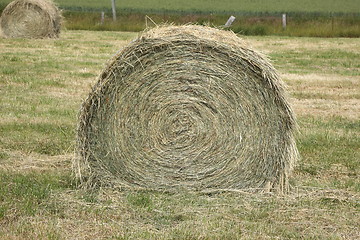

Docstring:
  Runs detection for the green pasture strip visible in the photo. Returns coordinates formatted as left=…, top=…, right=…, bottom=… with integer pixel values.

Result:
left=1, top=0, right=360, bottom=15
left=58, top=0, right=360, bottom=14
left=61, top=11, right=360, bottom=37
left=236, top=16, right=360, bottom=37
left=1, top=1, right=360, bottom=37
left=271, top=49, right=360, bottom=75
left=2, top=0, right=360, bottom=14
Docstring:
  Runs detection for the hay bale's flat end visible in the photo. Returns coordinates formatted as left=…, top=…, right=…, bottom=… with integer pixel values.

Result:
left=0, top=0, right=62, bottom=39
left=75, top=25, right=299, bottom=193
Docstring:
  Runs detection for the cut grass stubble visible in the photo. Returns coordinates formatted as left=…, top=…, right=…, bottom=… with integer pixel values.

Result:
left=0, top=30, right=359, bottom=239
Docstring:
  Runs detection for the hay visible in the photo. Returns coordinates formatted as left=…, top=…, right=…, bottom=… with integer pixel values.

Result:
left=76, top=25, right=299, bottom=193
left=0, top=0, right=61, bottom=38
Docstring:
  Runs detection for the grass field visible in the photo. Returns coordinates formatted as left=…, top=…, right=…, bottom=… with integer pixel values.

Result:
left=1, top=0, right=359, bottom=14
left=60, top=11, right=360, bottom=37
left=0, top=30, right=359, bottom=239
left=56, top=0, right=360, bottom=13
left=1, top=0, right=360, bottom=37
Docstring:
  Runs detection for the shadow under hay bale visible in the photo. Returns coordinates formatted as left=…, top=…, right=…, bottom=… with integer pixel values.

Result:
left=76, top=25, right=299, bottom=193
left=0, top=0, right=61, bottom=39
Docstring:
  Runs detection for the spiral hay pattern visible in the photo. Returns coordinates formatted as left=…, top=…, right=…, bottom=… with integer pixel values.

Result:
left=0, top=0, right=61, bottom=38
left=76, top=25, right=298, bottom=192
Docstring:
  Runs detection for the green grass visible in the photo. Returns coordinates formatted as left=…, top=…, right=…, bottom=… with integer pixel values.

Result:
left=60, top=12, right=360, bottom=37
left=14, top=0, right=360, bottom=14
left=297, top=116, right=360, bottom=171
left=0, top=122, right=74, bottom=155
left=270, top=49, right=360, bottom=74
left=1, top=0, right=360, bottom=37
left=0, top=31, right=359, bottom=239
left=1, top=0, right=358, bottom=14
left=127, top=192, right=154, bottom=210
left=0, top=172, right=72, bottom=218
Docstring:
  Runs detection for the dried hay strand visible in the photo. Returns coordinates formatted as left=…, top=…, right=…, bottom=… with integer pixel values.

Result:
left=0, top=0, right=61, bottom=38
left=76, top=25, right=299, bottom=193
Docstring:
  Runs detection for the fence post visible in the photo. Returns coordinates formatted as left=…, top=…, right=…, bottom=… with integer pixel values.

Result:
left=225, top=16, right=236, bottom=27
left=111, top=0, right=116, bottom=21
left=282, top=13, right=287, bottom=30
left=101, top=11, right=105, bottom=25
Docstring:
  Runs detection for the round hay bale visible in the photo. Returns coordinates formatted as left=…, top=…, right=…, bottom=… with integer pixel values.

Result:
left=76, top=25, right=299, bottom=193
left=0, top=0, right=61, bottom=38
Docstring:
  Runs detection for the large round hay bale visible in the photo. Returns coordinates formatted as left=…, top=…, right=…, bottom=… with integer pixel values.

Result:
left=76, top=25, right=299, bottom=193
left=0, top=0, right=61, bottom=38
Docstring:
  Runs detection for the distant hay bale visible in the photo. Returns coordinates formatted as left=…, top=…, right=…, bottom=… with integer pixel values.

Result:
left=0, top=0, right=61, bottom=38
left=76, top=25, right=299, bottom=193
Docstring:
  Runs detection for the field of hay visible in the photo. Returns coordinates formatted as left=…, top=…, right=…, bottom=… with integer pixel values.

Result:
left=0, top=30, right=359, bottom=239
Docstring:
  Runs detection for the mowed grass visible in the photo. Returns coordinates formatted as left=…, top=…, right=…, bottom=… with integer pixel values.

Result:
left=0, top=31, right=359, bottom=239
